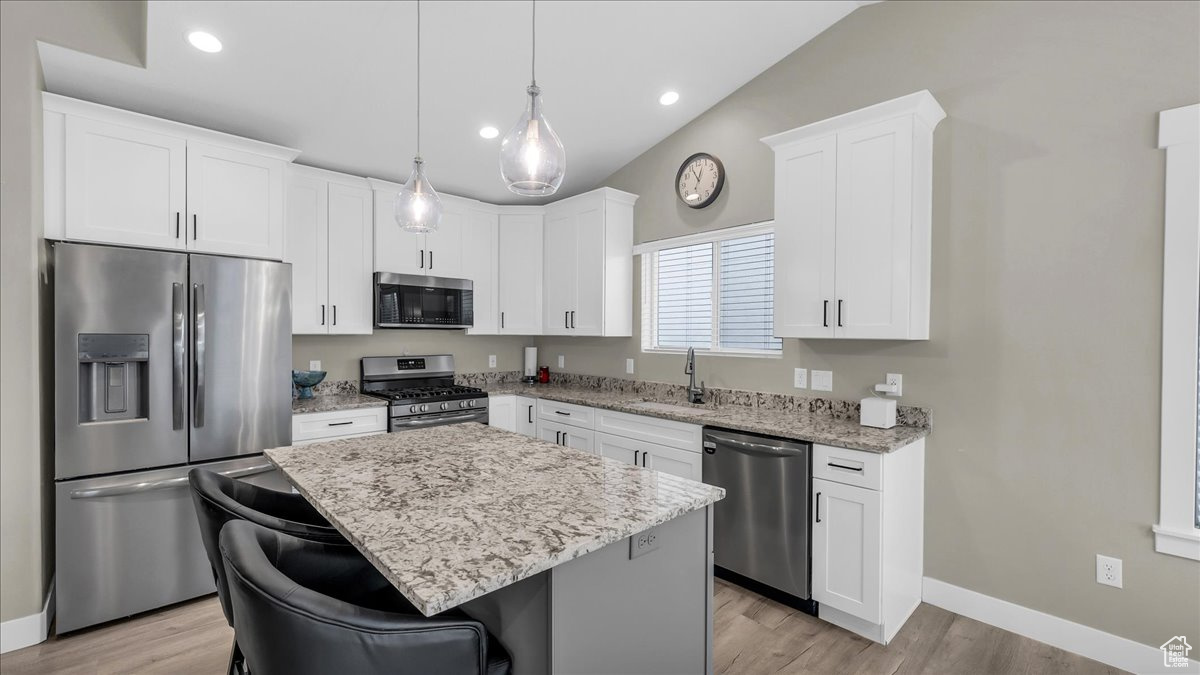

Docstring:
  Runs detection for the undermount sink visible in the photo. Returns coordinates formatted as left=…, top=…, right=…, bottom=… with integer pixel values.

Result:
left=626, top=400, right=716, bottom=416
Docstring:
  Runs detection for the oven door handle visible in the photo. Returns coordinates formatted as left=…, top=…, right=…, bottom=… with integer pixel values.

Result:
left=391, top=410, right=488, bottom=428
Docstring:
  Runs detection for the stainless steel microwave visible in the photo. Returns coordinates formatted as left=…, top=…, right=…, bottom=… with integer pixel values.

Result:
left=374, top=272, right=474, bottom=329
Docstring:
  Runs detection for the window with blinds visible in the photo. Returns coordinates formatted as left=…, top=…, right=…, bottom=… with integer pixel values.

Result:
left=641, top=225, right=781, bottom=355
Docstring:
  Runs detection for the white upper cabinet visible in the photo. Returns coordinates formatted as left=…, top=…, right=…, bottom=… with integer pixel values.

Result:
left=62, top=116, right=187, bottom=251
left=426, top=197, right=465, bottom=277
left=369, top=179, right=466, bottom=277
left=541, top=188, right=637, bottom=337
left=763, top=90, right=944, bottom=340
left=44, top=94, right=299, bottom=260
left=497, top=211, right=544, bottom=335
left=463, top=207, right=499, bottom=335
left=285, top=166, right=373, bottom=335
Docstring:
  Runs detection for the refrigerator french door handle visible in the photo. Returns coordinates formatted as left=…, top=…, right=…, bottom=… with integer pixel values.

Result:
left=193, top=283, right=207, bottom=428
left=68, top=462, right=275, bottom=499
left=172, top=282, right=186, bottom=430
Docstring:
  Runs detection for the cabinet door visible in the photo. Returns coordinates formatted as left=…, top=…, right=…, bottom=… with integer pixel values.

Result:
left=811, top=478, right=881, bottom=624
left=373, top=187, right=425, bottom=273
left=464, top=209, right=499, bottom=335
left=488, top=395, right=517, bottom=433
left=834, top=117, right=914, bottom=339
left=542, top=208, right=576, bottom=336
left=64, top=116, right=186, bottom=250
left=497, top=214, right=544, bottom=335
left=514, top=396, right=537, bottom=437
left=643, top=445, right=703, bottom=481
left=570, top=196, right=606, bottom=336
left=327, top=181, right=374, bottom=334
left=186, top=141, right=285, bottom=259
left=595, top=432, right=640, bottom=466
left=537, top=419, right=594, bottom=453
left=284, top=172, right=329, bottom=334
left=773, top=134, right=836, bottom=338
left=425, top=200, right=465, bottom=277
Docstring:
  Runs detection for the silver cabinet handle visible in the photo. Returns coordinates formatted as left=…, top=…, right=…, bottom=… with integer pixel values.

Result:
left=193, top=283, right=206, bottom=428
left=172, top=283, right=185, bottom=430
left=70, top=462, right=273, bottom=499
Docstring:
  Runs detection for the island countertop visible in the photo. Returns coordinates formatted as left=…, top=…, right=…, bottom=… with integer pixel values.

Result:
left=265, top=424, right=725, bottom=617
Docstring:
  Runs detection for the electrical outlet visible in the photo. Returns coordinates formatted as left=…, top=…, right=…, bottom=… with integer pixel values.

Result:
left=812, top=370, right=833, bottom=392
left=488, top=355, right=497, bottom=368
left=557, top=355, right=565, bottom=368
left=1096, top=554, right=1122, bottom=588
left=629, top=528, right=660, bottom=559
left=308, top=360, right=321, bottom=371
left=626, top=358, right=635, bottom=374
left=886, top=373, right=903, bottom=396
left=793, top=368, right=808, bottom=389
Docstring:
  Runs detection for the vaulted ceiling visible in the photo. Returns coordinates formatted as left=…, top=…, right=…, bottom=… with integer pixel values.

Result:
left=39, top=0, right=865, bottom=204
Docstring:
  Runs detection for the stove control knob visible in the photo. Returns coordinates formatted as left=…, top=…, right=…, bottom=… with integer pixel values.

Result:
left=468, top=400, right=476, bottom=408
left=458, top=401, right=467, bottom=409
left=440, top=402, right=449, bottom=411
left=409, top=406, right=417, bottom=413
left=419, top=404, right=428, bottom=412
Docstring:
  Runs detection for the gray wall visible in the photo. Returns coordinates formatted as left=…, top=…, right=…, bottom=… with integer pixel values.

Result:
left=542, top=0, right=1200, bottom=649
left=294, top=333, right=533, bottom=381
left=1, top=0, right=145, bottom=624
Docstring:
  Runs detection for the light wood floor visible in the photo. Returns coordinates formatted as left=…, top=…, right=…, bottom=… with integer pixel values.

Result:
left=2, top=579, right=1124, bottom=674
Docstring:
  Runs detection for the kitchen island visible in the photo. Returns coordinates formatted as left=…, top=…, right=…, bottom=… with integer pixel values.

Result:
left=265, top=424, right=725, bottom=675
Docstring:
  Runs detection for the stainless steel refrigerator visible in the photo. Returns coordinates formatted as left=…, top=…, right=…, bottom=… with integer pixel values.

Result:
left=53, top=243, right=293, bottom=633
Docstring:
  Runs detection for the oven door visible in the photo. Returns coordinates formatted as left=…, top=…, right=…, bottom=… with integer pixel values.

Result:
left=375, top=272, right=473, bottom=329
left=390, top=408, right=488, bottom=431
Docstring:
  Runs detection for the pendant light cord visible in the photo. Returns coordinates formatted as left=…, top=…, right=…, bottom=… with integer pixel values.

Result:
left=530, top=0, right=536, bottom=86
left=416, top=0, right=422, bottom=157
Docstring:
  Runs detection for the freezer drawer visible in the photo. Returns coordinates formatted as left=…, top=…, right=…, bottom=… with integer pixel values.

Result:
left=55, top=457, right=280, bottom=633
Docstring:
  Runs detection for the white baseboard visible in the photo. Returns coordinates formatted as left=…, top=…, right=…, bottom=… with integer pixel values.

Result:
left=0, top=579, right=54, bottom=654
left=923, top=577, right=1199, bottom=674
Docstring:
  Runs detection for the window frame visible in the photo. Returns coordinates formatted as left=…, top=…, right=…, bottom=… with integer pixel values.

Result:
left=637, top=221, right=782, bottom=358
left=1154, top=103, right=1200, bottom=561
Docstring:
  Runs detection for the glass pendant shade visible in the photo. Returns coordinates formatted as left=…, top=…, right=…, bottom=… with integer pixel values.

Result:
left=395, top=157, right=442, bottom=233
left=500, top=85, right=565, bottom=197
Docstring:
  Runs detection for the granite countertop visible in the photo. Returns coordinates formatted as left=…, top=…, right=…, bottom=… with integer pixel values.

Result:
left=265, top=425, right=725, bottom=616
left=481, top=382, right=927, bottom=453
left=291, top=392, right=387, bottom=415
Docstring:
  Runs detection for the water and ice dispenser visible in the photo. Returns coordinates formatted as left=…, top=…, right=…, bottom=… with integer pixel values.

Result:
left=77, top=334, right=149, bottom=423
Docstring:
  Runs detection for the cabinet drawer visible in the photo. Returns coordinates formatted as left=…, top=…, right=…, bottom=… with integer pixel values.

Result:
left=293, top=407, right=387, bottom=442
left=594, top=409, right=701, bottom=452
left=536, top=399, right=594, bottom=429
left=813, top=444, right=882, bottom=491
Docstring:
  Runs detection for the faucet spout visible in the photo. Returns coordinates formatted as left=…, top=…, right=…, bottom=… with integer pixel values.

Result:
left=685, top=348, right=705, bottom=404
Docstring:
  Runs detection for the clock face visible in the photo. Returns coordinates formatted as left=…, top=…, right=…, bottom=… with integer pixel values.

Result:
left=676, top=153, right=725, bottom=209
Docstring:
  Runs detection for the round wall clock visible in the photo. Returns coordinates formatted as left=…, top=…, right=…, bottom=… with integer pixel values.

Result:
left=675, top=153, right=725, bottom=209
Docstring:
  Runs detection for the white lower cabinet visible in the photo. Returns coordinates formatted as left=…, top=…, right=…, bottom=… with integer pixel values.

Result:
left=536, top=419, right=594, bottom=453
left=514, top=396, right=537, bottom=436
left=810, top=439, right=925, bottom=644
left=488, top=395, right=539, bottom=437
left=292, top=408, right=387, bottom=445
left=595, top=432, right=702, bottom=481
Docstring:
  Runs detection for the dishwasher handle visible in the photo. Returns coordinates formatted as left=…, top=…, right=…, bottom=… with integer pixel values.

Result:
left=704, top=432, right=808, bottom=458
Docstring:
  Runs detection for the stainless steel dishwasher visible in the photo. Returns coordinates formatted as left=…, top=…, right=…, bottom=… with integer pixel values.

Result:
left=702, top=428, right=814, bottom=609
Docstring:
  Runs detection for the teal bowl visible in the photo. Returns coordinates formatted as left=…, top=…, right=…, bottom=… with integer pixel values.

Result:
left=292, top=370, right=327, bottom=399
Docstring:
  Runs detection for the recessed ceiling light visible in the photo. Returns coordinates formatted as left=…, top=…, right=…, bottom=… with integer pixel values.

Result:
left=479, top=126, right=499, bottom=139
left=187, top=31, right=223, bottom=53
left=659, top=91, right=680, bottom=106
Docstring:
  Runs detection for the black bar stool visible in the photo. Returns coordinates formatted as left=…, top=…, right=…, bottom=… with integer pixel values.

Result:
left=220, top=520, right=513, bottom=675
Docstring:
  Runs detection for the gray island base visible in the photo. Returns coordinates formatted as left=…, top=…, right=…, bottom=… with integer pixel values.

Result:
left=264, top=425, right=725, bottom=675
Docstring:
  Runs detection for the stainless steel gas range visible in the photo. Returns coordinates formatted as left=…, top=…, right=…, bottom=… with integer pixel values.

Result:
left=360, top=355, right=488, bottom=431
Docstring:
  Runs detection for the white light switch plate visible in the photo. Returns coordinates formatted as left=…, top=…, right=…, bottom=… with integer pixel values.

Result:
left=488, top=355, right=497, bottom=368
left=793, top=368, right=808, bottom=389
left=812, top=370, right=833, bottom=392
left=308, top=360, right=321, bottom=371
left=626, top=358, right=635, bottom=374
left=557, top=355, right=565, bottom=368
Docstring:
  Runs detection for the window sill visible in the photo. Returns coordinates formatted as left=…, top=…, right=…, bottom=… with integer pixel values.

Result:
left=1153, top=524, right=1200, bottom=561
left=641, top=347, right=783, bottom=360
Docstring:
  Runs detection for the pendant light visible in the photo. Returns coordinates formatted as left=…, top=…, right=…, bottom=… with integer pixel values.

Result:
left=499, top=0, right=565, bottom=197
left=396, top=0, right=442, bottom=233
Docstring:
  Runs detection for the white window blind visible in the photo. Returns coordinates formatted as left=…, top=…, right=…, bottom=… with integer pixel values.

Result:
left=641, top=223, right=781, bottom=356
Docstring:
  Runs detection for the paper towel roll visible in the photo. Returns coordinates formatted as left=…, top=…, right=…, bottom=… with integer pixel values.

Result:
left=524, top=347, right=538, bottom=377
